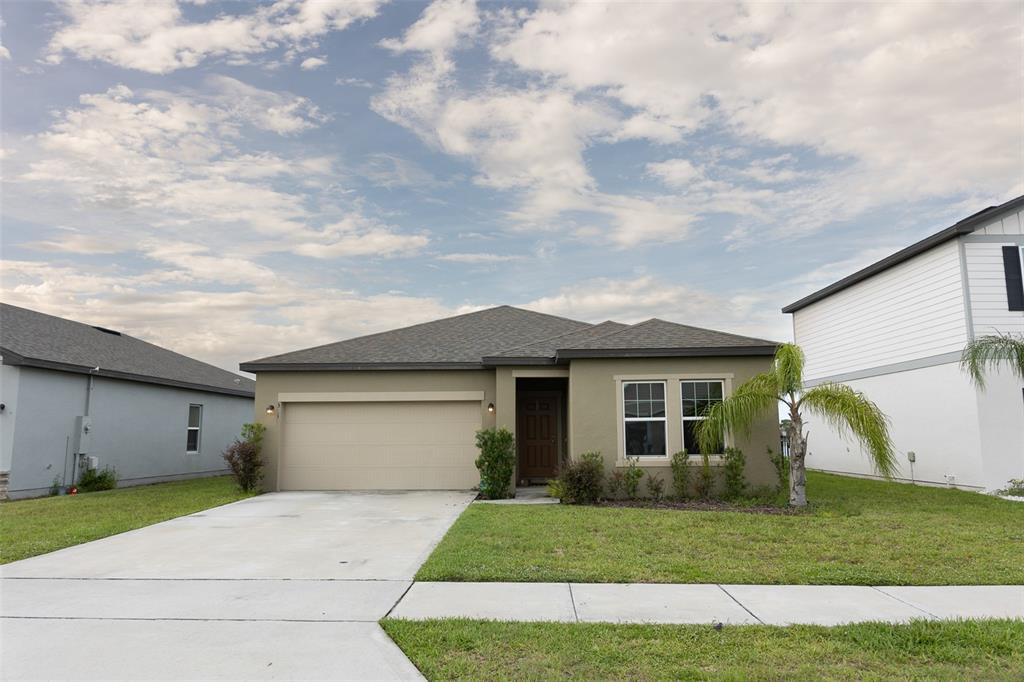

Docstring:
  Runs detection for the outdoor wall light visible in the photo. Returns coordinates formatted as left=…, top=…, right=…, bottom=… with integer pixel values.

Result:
left=487, top=402, right=495, bottom=414
left=266, top=404, right=276, bottom=415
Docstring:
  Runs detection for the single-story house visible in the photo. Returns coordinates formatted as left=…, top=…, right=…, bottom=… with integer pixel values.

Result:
left=0, top=303, right=255, bottom=499
left=783, top=194, right=1024, bottom=491
left=241, top=306, right=781, bottom=492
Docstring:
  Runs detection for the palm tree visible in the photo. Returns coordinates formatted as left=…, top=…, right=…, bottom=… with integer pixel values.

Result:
left=695, top=343, right=896, bottom=507
left=960, top=332, right=1024, bottom=388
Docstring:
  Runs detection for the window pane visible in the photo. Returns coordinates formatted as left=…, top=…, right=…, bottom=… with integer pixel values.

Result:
left=188, top=405, right=202, bottom=428
left=624, top=400, right=639, bottom=418
left=637, top=383, right=651, bottom=400
left=651, top=383, right=664, bottom=399
left=625, top=421, right=666, bottom=457
left=624, top=383, right=637, bottom=400
left=652, top=401, right=666, bottom=418
left=682, top=399, right=696, bottom=417
left=637, top=401, right=651, bottom=418
left=681, top=382, right=694, bottom=399
left=186, top=429, right=199, bottom=452
left=683, top=420, right=722, bottom=455
left=709, top=382, right=723, bottom=400
left=695, top=382, right=708, bottom=399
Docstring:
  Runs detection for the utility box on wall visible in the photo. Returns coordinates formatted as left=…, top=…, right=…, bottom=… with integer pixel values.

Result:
left=73, top=416, right=92, bottom=454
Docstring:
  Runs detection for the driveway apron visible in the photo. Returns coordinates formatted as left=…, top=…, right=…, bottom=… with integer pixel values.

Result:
left=1, top=490, right=474, bottom=681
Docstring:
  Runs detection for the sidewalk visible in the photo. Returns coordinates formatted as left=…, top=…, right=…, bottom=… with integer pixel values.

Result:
left=390, top=582, right=1024, bottom=626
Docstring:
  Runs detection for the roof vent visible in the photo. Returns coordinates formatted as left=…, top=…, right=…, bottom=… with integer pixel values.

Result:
left=91, top=326, right=122, bottom=336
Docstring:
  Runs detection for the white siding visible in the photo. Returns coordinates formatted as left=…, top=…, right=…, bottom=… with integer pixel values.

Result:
left=971, top=208, right=1024, bottom=236
left=964, top=240, right=1024, bottom=337
left=793, top=239, right=968, bottom=381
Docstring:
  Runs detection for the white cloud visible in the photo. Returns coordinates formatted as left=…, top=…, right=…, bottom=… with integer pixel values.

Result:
left=336, top=77, right=374, bottom=88
left=45, top=0, right=384, bottom=73
left=436, top=252, right=521, bottom=263
left=379, top=0, right=479, bottom=56
left=300, top=56, right=327, bottom=70
left=645, top=159, right=703, bottom=188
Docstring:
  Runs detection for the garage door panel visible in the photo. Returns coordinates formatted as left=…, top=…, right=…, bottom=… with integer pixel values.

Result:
left=281, top=401, right=482, bottom=490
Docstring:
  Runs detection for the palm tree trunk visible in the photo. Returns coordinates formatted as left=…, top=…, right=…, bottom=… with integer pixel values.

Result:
left=787, top=415, right=807, bottom=507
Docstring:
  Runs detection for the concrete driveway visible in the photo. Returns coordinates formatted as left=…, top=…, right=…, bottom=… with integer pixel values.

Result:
left=1, top=490, right=475, bottom=681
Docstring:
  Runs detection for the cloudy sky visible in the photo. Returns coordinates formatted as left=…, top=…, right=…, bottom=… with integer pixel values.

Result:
left=1, top=0, right=1021, bottom=373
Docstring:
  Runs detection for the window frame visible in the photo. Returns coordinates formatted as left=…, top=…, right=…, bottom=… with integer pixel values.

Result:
left=186, top=403, right=203, bottom=454
left=680, top=379, right=726, bottom=456
left=621, top=380, right=668, bottom=459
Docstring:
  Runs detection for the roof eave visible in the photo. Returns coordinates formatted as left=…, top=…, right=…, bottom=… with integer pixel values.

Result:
left=2, top=350, right=255, bottom=398
left=481, top=356, right=558, bottom=366
left=239, top=361, right=487, bottom=372
left=556, top=346, right=779, bottom=360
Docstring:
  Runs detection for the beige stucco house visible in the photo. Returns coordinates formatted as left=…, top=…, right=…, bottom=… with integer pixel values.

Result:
left=241, top=306, right=781, bottom=493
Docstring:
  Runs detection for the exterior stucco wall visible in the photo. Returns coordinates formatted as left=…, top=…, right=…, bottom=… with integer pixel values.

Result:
left=1, top=361, right=20, bottom=473
left=253, top=369, right=497, bottom=491
left=568, top=356, right=779, bottom=492
left=6, top=367, right=252, bottom=498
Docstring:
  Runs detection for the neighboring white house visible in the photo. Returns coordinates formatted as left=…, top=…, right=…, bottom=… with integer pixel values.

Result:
left=783, top=195, right=1024, bottom=492
left=0, top=304, right=254, bottom=499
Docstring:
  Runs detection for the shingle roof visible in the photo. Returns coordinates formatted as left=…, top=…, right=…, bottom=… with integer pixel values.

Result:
left=240, top=306, right=590, bottom=370
left=782, top=193, right=1024, bottom=313
left=0, top=303, right=255, bottom=397
left=484, top=321, right=631, bottom=363
left=243, top=306, right=778, bottom=371
left=555, top=318, right=778, bottom=358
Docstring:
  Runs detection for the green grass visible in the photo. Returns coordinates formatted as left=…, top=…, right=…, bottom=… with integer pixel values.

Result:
left=383, top=618, right=1024, bottom=681
left=417, top=472, right=1024, bottom=585
left=0, top=476, right=252, bottom=563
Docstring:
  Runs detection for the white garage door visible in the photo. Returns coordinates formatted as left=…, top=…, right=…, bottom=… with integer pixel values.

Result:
left=281, top=401, right=482, bottom=490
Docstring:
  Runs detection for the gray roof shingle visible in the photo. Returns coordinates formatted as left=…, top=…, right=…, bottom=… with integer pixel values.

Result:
left=556, top=318, right=778, bottom=358
left=485, top=321, right=631, bottom=363
left=240, top=306, right=590, bottom=370
left=0, top=303, right=255, bottom=397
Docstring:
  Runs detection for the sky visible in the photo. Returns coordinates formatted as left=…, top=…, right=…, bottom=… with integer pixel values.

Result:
left=1, top=0, right=1021, bottom=374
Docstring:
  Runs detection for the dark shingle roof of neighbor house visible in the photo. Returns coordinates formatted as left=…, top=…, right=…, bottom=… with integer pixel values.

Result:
left=0, top=303, right=255, bottom=397
left=242, top=306, right=779, bottom=371
left=782, top=193, right=1024, bottom=314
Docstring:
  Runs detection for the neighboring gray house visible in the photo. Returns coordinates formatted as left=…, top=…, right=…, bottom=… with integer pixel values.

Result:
left=0, top=304, right=254, bottom=499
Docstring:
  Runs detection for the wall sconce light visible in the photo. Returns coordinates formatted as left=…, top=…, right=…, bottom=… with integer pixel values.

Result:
left=487, top=402, right=495, bottom=414
left=266, top=404, right=276, bottom=416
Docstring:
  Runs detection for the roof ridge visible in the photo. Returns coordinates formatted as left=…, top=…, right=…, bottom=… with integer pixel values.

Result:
left=489, top=320, right=599, bottom=355
left=556, top=317, right=778, bottom=349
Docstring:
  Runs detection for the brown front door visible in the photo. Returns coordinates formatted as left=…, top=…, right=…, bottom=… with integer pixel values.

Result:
left=517, top=391, right=561, bottom=480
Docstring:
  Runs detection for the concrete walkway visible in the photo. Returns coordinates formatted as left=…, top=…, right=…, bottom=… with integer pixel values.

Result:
left=390, top=582, right=1024, bottom=626
left=1, top=491, right=475, bottom=681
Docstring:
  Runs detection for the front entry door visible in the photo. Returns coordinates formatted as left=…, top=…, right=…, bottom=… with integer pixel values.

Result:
left=517, top=391, right=561, bottom=480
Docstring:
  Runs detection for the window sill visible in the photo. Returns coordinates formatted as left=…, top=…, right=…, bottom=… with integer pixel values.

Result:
left=616, top=455, right=725, bottom=468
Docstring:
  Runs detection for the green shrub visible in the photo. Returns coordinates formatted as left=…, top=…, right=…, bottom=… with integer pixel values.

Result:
left=646, top=471, right=665, bottom=503
left=474, top=427, right=516, bottom=499
left=223, top=422, right=266, bottom=493
left=622, top=457, right=644, bottom=500
left=546, top=478, right=565, bottom=500
left=768, top=446, right=788, bottom=494
left=998, top=478, right=1024, bottom=497
left=669, top=450, right=691, bottom=499
left=77, top=466, right=118, bottom=492
left=557, top=452, right=604, bottom=504
left=694, top=453, right=715, bottom=500
left=606, top=470, right=625, bottom=499
left=722, top=447, right=747, bottom=499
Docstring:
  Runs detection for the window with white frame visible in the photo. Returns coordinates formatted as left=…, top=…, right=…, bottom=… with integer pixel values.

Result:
left=681, top=380, right=724, bottom=454
left=186, top=404, right=202, bottom=453
left=623, top=381, right=667, bottom=457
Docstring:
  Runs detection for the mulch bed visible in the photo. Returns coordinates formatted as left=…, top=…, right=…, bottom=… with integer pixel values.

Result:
left=595, top=499, right=803, bottom=515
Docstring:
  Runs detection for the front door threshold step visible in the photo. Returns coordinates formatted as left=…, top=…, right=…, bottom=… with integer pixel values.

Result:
left=389, top=582, right=1024, bottom=627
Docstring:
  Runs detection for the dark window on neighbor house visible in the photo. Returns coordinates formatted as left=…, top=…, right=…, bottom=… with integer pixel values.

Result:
left=681, top=380, right=724, bottom=454
left=186, top=404, right=202, bottom=453
left=1002, top=245, right=1024, bottom=311
left=623, top=381, right=667, bottom=457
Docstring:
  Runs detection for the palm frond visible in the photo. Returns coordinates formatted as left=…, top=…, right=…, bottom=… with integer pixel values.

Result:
left=800, top=383, right=897, bottom=478
left=695, top=371, right=779, bottom=455
left=960, top=333, right=1024, bottom=388
left=773, top=343, right=805, bottom=395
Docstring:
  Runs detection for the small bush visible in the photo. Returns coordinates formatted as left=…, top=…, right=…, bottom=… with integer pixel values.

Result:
left=768, top=446, right=789, bottom=494
left=48, top=476, right=62, bottom=497
left=646, top=472, right=665, bottom=503
left=722, top=447, right=747, bottom=499
left=557, top=452, right=604, bottom=504
left=670, top=450, right=691, bottom=500
left=546, top=478, right=565, bottom=500
left=998, top=478, right=1024, bottom=497
left=623, top=457, right=644, bottom=500
left=694, top=453, right=715, bottom=500
left=77, top=466, right=118, bottom=492
left=475, top=427, right=516, bottom=499
left=223, top=422, right=266, bottom=493
left=606, top=470, right=625, bottom=499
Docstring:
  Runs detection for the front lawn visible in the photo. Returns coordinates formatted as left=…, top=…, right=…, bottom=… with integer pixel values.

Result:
left=0, top=476, right=252, bottom=563
left=417, top=472, right=1024, bottom=585
left=383, top=618, right=1024, bottom=681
